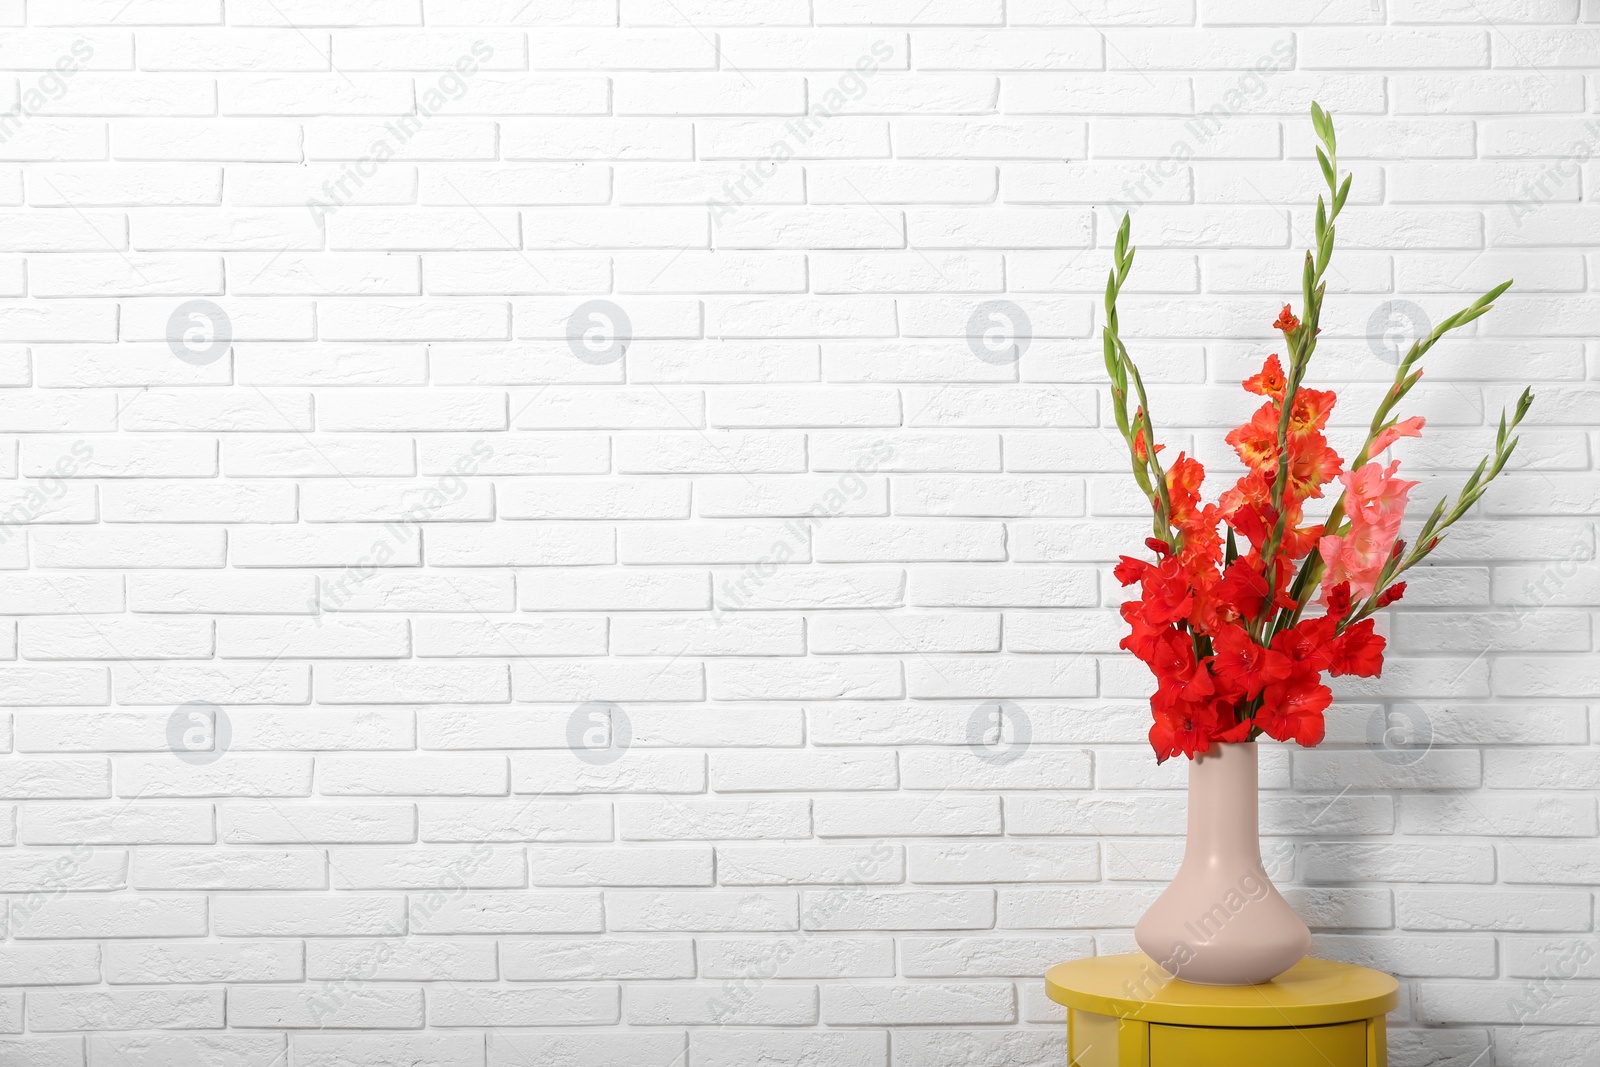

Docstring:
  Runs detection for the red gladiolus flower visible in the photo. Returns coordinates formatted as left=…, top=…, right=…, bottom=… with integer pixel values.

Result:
left=1133, top=422, right=1164, bottom=462
left=1329, top=619, right=1386, bottom=678
left=1222, top=495, right=1273, bottom=551
left=1216, top=557, right=1270, bottom=620
left=1211, top=623, right=1291, bottom=700
left=1289, top=386, right=1337, bottom=436
left=1104, top=116, right=1526, bottom=763
left=1244, top=355, right=1287, bottom=398
left=1212, top=717, right=1254, bottom=743
left=1145, top=631, right=1229, bottom=762
left=1137, top=555, right=1194, bottom=627
left=1150, top=702, right=1222, bottom=764
left=1270, top=615, right=1338, bottom=675
left=1117, top=601, right=1168, bottom=663
left=1221, top=360, right=1343, bottom=568
left=1325, top=581, right=1352, bottom=622
left=1113, top=555, right=1148, bottom=587
left=1150, top=631, right=1203, bottom=687
left=1225, top=404, right=1282, bottom=474
left=1376, top=582, right=1407, bottom=608
left=1256, top=674, right=1330, bottom=748
left=1111, top=300, right=1423, bottom=760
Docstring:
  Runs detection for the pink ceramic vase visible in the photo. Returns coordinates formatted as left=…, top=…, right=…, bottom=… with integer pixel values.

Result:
left=1134, top=740, right=1311, bottom=985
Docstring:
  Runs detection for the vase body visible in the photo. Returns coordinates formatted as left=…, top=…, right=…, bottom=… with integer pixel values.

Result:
left=1134, top=740, right=1311, bottom=985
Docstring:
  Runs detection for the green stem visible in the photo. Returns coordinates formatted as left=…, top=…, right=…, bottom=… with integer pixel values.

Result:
left=1276, top=279, right=1517, bottom=632
left=1103, top=214, right=1176, bottom=544
left=1338, top=387, right=1534, bottom=629
left=1249, top=103, right=1348, bottom=639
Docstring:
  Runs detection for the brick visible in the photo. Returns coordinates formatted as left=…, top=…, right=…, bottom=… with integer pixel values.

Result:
left=627, top=983, right=815, bottom=1025
left=29, top=987, right=223, bottom=1031
left=213, top=895, right=404, bottom=937
left=504, top=937, right=693, bottom=980
left=12, top=895, right=206, bottom=940
left=822, top=983, right=1014, bottom=1025
left=104, top=941, right=301, bottom=983
left=408, top=892, right=601, bottom=935
left=694, top=1031, right=885, bottom=1067
left=223, top=803, right=416, bottom=844
left=489, top=1033, right=686, bottom=1067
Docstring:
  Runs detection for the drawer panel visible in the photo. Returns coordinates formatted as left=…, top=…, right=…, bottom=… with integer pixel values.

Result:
left=1152, top=1019, right=1366, bottom=1067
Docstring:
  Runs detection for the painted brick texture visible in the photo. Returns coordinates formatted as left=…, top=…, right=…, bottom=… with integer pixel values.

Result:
left=0, top=2, right=1593, bottom=1065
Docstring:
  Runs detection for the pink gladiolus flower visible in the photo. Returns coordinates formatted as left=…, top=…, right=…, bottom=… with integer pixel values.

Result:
left=1368, top=415, right=1425, bottom=457
left=1319, top=459, right=1418, bottom=602
left=1342, top=459, right=1416, bottom=527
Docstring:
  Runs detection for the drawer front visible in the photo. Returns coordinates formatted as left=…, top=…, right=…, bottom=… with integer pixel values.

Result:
left=1152, top=1019, right=1367, bottom=1067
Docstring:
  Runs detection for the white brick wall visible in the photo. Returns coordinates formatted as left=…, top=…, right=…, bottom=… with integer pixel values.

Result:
left=0, top=2, right=1593, bottom=1065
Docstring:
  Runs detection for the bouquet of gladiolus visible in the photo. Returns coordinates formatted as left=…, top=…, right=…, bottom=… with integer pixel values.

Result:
left=1106, top=103, right=1535, bottom=763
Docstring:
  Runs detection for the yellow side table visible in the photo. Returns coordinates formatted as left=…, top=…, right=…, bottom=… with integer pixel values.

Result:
left=1045, top=953, right=1399, bottom=1067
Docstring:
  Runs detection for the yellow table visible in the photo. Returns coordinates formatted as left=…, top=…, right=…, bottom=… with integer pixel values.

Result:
left=1045, top=954, right=1399, bottom=1067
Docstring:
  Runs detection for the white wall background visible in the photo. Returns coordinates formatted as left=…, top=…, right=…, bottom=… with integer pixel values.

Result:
left=0, top=1, right=1594, bottom=1065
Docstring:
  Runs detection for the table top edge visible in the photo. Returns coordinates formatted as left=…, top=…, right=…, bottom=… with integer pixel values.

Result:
left=1045, top=953, right=1401, bottom=1027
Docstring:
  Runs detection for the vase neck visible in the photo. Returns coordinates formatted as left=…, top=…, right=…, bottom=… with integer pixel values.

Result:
left=1185, top=742, right=1262, bottom=864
